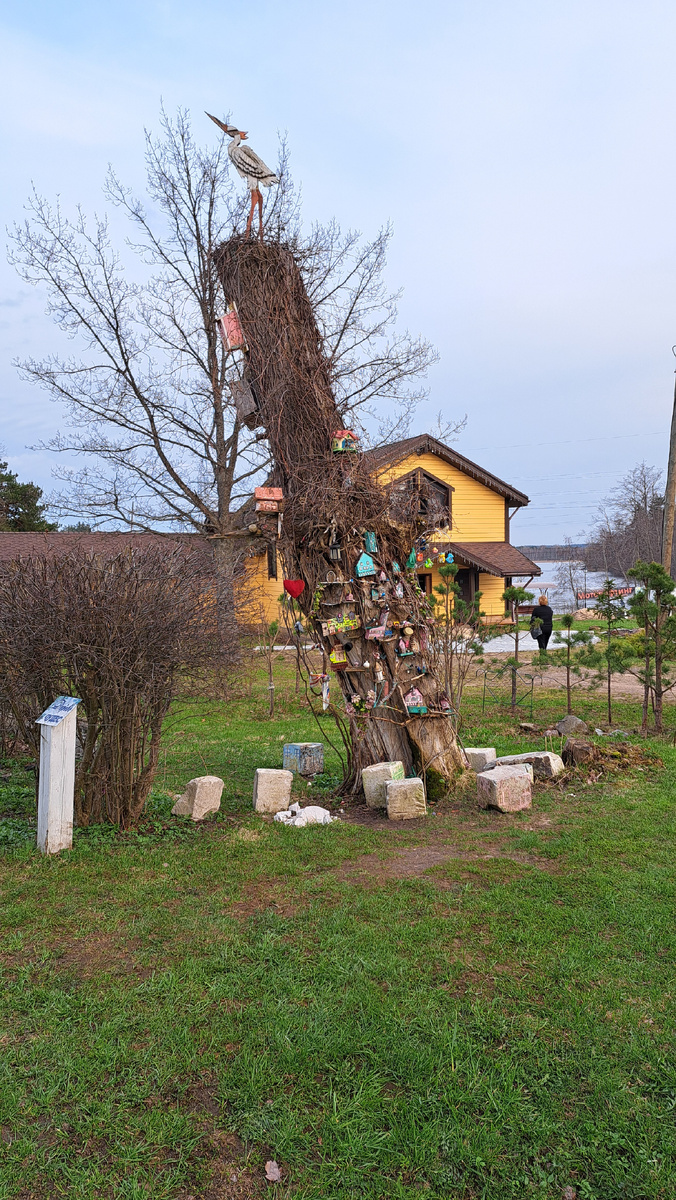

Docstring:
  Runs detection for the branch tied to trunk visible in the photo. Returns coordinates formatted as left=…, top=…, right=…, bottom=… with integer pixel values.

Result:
left=214, top=237, right=467, bottom=793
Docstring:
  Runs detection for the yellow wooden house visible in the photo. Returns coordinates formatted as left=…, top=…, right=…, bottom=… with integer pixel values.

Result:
left=241, top=434, right=540, bottom=624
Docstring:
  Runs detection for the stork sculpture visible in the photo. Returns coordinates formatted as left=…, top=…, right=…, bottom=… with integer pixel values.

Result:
left=206, top=113, right=278, bottom=240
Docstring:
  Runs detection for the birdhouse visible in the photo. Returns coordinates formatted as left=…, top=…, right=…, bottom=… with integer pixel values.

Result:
left=331, top=429, right=359, bottom=453
left=355, top=552, right=376, bottom=578
left=329, top=648, right=348, bottom=668
left=217, top=302, right=247, bottom=352
left=364, top=531, right=378, bottom=554
left=404, top=687, right=427, bottom=715
left=254, top=486, right=285, bottom=513
left=230, top=379, right=259, bottom=429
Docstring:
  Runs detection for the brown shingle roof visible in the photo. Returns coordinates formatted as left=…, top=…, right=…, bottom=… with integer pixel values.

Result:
left=365, top=434, right=529, bottom=507
left=447, top=541, right=541, bottom=577
left=0, top=531, right=202, bottom=562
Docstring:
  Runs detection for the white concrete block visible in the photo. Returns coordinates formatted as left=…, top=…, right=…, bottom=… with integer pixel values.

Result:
left=253, top=768, right=293, bottom=814
left=386, top=777, right=427, bottom=821
left=490, top=751, right=564, bottom=779
left=477, top=765, right=532, bottom=813
left=171, top=775, right=224, bottom=820
left=464, top=747, right=497, bottom=771
left=361, top=761, right=405, bottom=808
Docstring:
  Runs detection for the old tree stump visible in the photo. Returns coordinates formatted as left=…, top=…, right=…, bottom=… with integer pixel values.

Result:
left=214, top=239, right=467, bottom=792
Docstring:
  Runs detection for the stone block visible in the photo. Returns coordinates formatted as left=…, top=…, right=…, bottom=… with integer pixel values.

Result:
left=361, top=760, right=405, bottom=808
left=489, top=751, right=564, bottom=778
left=477, top=765, right=532, bottom=813
left=386, top=777, right=427, bottom=821
left=464, top=747, right=497, bottom=772
left=556, top=715, right=588, bottom=736
left=283, top=742, right=324, bottom=776
left=562, top=737, right=594, bottom=766
left=253, top=768, right=293, bottom=814
left=171, top=775, right=224, bottom=821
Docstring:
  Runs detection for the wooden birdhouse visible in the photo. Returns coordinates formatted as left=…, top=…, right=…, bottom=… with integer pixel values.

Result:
left=355, top=552, right=376, bottom=578
left=331, top=429, right=359, bottom=453
left=254, top=486, right=285, bottom=513
left=217, top=302, right=247, bottom=352
left=230, top=379, right=259, bottom=429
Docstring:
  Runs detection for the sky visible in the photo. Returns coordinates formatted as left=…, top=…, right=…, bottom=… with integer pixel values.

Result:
left=1, top=0, right=676, bottom=543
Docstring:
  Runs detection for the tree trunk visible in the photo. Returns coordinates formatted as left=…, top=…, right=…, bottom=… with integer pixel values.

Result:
left=214, top=238, right=467, bottom=792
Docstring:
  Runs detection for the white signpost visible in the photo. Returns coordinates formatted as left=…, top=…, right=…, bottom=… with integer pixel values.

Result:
left=36, top=696, right=81, bottom=855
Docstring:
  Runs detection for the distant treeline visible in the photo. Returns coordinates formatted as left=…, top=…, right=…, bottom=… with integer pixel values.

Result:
left=516, top=545, right=587, bottom=561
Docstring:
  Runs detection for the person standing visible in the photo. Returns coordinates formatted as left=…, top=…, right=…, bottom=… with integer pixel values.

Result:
left=531, top=595, right=554, bottom=649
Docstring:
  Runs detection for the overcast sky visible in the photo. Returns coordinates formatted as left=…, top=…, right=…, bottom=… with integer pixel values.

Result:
left=1, top=0, right=675, bottom=543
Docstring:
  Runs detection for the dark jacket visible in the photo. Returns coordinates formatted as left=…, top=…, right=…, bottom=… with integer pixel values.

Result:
left=530, top=603, right=553, bottom=633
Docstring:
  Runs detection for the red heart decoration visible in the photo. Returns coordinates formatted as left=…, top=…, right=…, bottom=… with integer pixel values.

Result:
left=283, top=579, right=305, bottom=599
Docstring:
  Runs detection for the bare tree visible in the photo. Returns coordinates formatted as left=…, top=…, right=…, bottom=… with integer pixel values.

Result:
left=9, top=108, right=436, bottom=566
left=585, top=463, right=665, bottom=577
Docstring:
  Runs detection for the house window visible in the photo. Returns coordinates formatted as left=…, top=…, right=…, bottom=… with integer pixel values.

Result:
left=267, top=543, right=277, bottom=580
left=389, top=469, right=452, bottom=527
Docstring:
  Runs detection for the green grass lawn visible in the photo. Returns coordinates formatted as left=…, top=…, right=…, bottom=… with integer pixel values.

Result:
left=1, top=663, right=675, bottom=1198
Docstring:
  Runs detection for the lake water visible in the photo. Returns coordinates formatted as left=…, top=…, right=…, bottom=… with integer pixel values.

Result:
left=481, top=560, right=628, bottom=654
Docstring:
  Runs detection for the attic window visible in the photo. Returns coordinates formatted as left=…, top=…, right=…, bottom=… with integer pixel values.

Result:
left=390, top=469, right=452, bottom=527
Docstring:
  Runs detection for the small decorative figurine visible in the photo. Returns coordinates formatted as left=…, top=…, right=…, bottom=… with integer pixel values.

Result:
left=406, top=549, right=416, bottom=570
left=395, top=582, right=404, bottom=599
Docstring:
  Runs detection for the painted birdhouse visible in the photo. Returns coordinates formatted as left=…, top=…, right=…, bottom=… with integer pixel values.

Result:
left=217, top=302, right=247, bottom=352
left=355, top=552, right=376, bottom=578
left=254, top=486, right=284, bottom=513
left=404, top=687, right=427, bottom=715
left=331, top=429, right=359, bottom=453
left=329, top=647, right=348, bottom=668
left=364, top=531, right=378, bottom=554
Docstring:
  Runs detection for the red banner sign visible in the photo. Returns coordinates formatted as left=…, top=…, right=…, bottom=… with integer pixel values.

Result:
left=576, top=586, right=634, bottom=602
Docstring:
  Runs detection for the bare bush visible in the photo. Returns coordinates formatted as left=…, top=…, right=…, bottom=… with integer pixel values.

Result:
left=0, top=543, right=235, bottom=827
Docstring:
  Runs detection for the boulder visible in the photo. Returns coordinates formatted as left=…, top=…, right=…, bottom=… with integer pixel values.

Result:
left=171, top=775, right=224, bottom=820
left=282, top=742, right=324, bottom=776
left=361, top=760, right=405, bottom=808
left=556, top=715, right=588, bottom=736
left=487, top=751, right=564, bottom=779
left=386, top=777, right=427, bottom=821
left=253, top=768, right=293, bottom=814
left=464, top=747, right=497, bottom=772
left=477, top=765, right=532, bottom=813
left=562, top=737, right=595, bottom=766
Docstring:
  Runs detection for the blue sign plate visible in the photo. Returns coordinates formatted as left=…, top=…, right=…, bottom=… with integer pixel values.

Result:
left=36, top=696, right=82, bottom=727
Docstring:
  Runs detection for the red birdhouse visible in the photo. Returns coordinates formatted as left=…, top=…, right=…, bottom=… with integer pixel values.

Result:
left=217, top=302, right=247, bottom=352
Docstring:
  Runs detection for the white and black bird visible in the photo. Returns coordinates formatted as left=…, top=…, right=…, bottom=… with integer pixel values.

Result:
left=206, top=113, right=278, bottom=240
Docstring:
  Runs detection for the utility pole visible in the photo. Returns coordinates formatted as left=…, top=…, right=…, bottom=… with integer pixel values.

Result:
left=662, top=355, right=676, bottom=577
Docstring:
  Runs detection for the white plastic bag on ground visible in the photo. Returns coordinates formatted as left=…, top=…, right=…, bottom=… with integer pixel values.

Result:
left=273, top=801, right=334, bottom=827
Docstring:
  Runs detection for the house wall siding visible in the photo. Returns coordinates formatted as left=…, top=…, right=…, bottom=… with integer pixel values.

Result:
left=377, top=452, right=506, bottom=541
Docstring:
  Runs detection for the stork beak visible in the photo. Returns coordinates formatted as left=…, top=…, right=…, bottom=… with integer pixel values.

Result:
left=205, top=112, right=232, bottom=136
left=240, top=131, right=248, bottom=140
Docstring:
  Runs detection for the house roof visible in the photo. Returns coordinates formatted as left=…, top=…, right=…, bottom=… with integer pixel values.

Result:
left=0, top=531, right=205, bottom=562
left=447, top=541, right=541, bottom=577
left=365, top=434, right=530, bottom=507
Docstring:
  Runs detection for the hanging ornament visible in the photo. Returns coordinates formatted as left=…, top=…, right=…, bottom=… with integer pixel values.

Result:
left=424, top=558, right=433, bottom=569
left=283, top=579, right=305, bottom=599
left=405, top=549, right=416, bottom=570
left=437, top=553, right=446, bottom=564
left=416, top=552, right=424, bottom=563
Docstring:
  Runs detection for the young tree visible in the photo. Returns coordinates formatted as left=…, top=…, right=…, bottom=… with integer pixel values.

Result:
left=9, top=109, right=435, bottom=579
left=501, top=585, right=535, bottom=713
left=588, top=579, right=627, bottom=726
left=429, top=562, right=488, bottom=715
left=0, top=459, right=56, bottom=531
left=546, top=613, right=595, bottom=715
left=627, top=560, right=676, bottom=733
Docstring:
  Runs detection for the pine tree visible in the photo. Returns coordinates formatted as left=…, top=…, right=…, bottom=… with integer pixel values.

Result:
left=0, top=461, right=56, bottom=532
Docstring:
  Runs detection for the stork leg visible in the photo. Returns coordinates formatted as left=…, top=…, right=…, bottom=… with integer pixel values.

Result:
left=256, top=189, right=264, bottom=241
left=245, top=190, right=257, bottom=238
